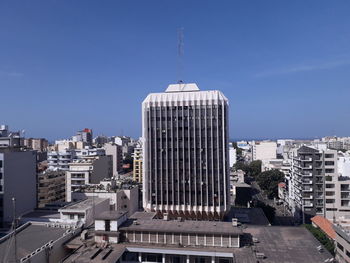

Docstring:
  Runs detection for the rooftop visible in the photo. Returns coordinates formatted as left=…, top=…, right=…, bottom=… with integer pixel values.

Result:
left=95, top=210, right=127, bottom=221
left=0, top=222, right=67, bottom=262
left=165, top=83, right=200, bottom=93
left=129, top=211, right=157, bottom=220
left=245, top=226, right=333, bottom=262
left=59, top=198, right=108, bottom=212
left=311, top=215, right=336, bottom=239
left=119, top=219, right=242, bottom=236
left=143, top=83, right=228, bottom=104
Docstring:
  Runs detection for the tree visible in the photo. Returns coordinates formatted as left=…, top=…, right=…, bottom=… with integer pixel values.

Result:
left=304, top=224, right=335, bottom=256
left=233, top=161, right=249, bottom=174
left=231, top=141, right=243, bottom=156
left=256, top=169, right=284, bottom=199
left=249, top=160, right=261, bottom=177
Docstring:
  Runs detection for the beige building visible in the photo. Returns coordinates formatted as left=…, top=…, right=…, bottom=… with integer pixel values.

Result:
left=37, top=170, right=66, bottom=208
left=132, top=146, right=142, bottom=183
left=66, top=155, right=113, bottom=202
left=103, top=143, right=122, bottom=176
left=54, top=140, right=86, bottom=151
left=252, top=141, right=277, bottom=161
left=334, top=224, right=350, bottom=263
left=24, top=138, right=48, bottom=152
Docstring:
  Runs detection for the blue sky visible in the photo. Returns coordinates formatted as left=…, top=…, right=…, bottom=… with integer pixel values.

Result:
left=0, top=0, right=350, bottom=140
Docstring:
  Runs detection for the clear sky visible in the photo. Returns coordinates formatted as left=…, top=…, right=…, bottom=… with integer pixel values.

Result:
left=1, top=1, right=350, bottom=141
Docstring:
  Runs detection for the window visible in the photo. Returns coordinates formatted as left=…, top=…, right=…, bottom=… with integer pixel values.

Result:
left=337, top=242, right=344, bottom=251
left=105, top=220, right=110, bottom=231
left=0, top=160, right=2, bottom=168
left=69, top=214, right=74, bottom=219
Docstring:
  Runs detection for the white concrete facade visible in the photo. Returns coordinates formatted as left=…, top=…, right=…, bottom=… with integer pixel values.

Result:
left=142, top=83, right=230, bottom=219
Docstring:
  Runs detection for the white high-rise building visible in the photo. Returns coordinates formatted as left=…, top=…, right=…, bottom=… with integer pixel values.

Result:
left=142, top=83, right=230, bottom=220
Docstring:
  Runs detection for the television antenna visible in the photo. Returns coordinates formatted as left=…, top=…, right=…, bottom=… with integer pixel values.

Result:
left=177, top=28, right=184, bottom=84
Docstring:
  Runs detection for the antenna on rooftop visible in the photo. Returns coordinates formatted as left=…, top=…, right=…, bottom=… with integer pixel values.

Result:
left=177, top=27, right=184, bottom=84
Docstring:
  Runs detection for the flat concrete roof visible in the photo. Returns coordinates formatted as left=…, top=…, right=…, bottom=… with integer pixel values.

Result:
left=129, top=211, right=156, bottom=220
left=119, top=219, right=242, bottom=236
left=0, top=223, right=67, bottom=262
left=59, top=198, right=107, bottom=212
left=245, top=226, right=333, bottom=262
left=22, top=210, right=60, bottom=220
left=95, top=210, right=127, bottom=221
left=63, top=244, right=126, bottom=263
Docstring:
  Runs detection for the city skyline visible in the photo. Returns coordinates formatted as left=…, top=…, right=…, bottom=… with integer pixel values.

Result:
left=1, top=1, right=350, bottom=140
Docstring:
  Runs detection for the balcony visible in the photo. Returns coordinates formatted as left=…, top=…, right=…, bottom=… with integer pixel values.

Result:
left=303, top=187, right=313, bottom=192
left=302, top=173, right=313, bottom=177
left=303, top=195, right=313, bottom=200
left=302, top=180, right=313, bottom=185
left=301, top=157, right=313, bottom=162
left=304, top=203, right=314, bottom=207
left=302, top=165, right=313, bottom=170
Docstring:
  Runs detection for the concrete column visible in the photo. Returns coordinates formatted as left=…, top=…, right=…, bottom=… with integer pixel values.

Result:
left=162, top=254, right=166, bottom=263
left=186, top=255, right=190, bottom=263
left=211, top=256, right=215, bottom=263
left=138, top=252, right=142, bottom=262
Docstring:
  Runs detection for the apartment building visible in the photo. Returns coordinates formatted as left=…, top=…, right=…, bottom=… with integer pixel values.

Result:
left=132, top=145, right=143, bottom=183
left=47, top=150, right=75, bottom=171
left=288, top=145, right=338, bottom=223
left=73, top=128, right=93, bottom=146
left=24, top=138, right=48, bottom=152
left=66, top=155, right=113, bottom=202
left=142, top=83, right=230, bottom=220
left=47, top=147, right=105, bottom=171
left=37, top=170, right=66, bottom=208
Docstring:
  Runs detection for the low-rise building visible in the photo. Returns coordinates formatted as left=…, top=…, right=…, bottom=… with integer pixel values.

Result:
left=311, top=215, right=336, bottom=240
left=71, top=179, right=139, bottom=216
left=58, top=197, right=110, bottom=226
left=94, top=210, right=128, bottom=244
